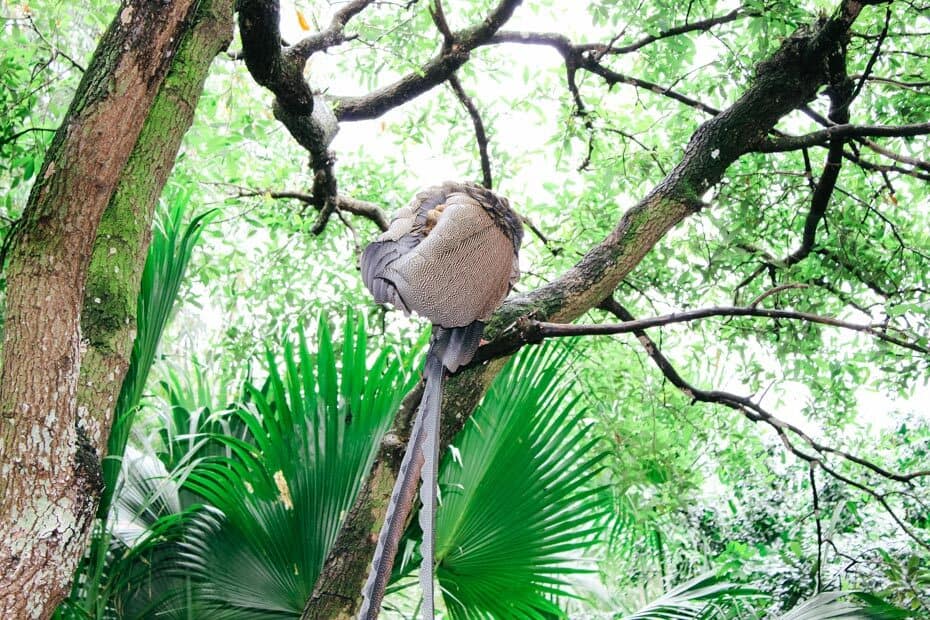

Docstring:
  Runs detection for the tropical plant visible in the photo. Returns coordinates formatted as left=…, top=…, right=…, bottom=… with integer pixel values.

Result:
left=616, top=573, right=762, bottom=620
left=773, top=591, right=911, bottom=620
left=613, top=573, right=911, bottom=620
left=180, top=314, right=416, bottom=617
left=427, top=344, right=610, bottom=618
left=101, top=192, right=216, bottom=516
left=137, top=326, right=613, bottom=618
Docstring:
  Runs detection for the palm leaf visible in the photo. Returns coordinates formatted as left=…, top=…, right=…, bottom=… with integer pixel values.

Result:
left=100, top=189, right=214, bottom=517
left=427, top=343, right=611, bottom=619
left=617, top=572, right=762, bottom=620
left=774, top=591, right=912, bottom=620
left=55, top=445, right=198, bottom=620
left=180, top=312, right=416, bottom=618
left=57, top=190, right=212, bottom=619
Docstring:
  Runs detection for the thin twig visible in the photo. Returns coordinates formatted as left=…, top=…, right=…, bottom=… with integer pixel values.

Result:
left=27, top=15, right=85, bottom=72
left=447, top=74, right=493, bottom=188
left=810, top=464, right=823, bottom=594
left=749, top=283, right=810, bottom=307
left=229, top=186, right=389, bottom=231
left=518, top=305, right=929, bottom=355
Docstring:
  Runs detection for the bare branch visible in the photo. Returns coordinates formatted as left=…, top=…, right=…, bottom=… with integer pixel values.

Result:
left=519, top=214, right=559, bottom=254
left=26, top=14, right=86, bottom=72
left=576, top=8, right=743, bottom=55
left=488, top=31, right=723, bottom=117
left=428, top=0, right=454, bottom=47
left=333, top=0, right=524, bottom=121
left=810, top=464, right=824, bottom=594
left=855, top=74, right=930, bottom=90
left=232, top=188, right=389, bottom=231
left=859, top=137, right=930, bottom=172
left=852, top=6, right=891, bottom=100
left=781, top=71, right=852, bottom=266
left=286, top=0, right=375, bottom=61
left=749, top=283, right=810, bottom=307
left=844, top=148, right=930, bottom=181
left=237, top=0, right=311, bottom=111
left=0, top=126, right=56, bottom=148
left=756, top=122, right=930, bottom=152
left=586, top=62, right=724, bottom=116
left=513, top=305, right=928, bottom=355
left=447, top=74, right=493, bottom=188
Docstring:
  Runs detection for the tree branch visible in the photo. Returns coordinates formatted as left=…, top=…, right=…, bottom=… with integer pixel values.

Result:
left=851, top=6, right=891, bottom=101
left=310, top=4, right=887, bottom=615
left=855, top=74, right=930, bottom=90
left=26, top=14, right=86, bottom=72
left=782, top=65, right=852, bottom=266
left=504, top=305, right=929, bottom=356
left=237, top=0, right=310, bottom=111
left=237, top=0, right=351, bottom=233
left=332, top=0, right=524, bottom=121
left=0, top=126, right=56, bottom=148
left=597, top=297, right=930, bottom=552
left=810, top=464, right=824, bottom=593
left=575, top=8, right=743, bottom=55
left=286, top=0, right=375, bottom=61
left=843, top=148, right=930, bottom=181
left=232, top=188, right=389, bottom=231
left=859, top=137, right=930, bottom=172
left=447, top=74, right=493, bottom=188
left=756, top=122, right=930, bottom=152
left=487, top=30, right=723, bottom=116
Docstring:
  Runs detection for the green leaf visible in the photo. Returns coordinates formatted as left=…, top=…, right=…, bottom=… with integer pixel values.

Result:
left=424, top=343, right=611, bottom=618
left=99, top=188, right=215, bottom=518
left=775, top=591, right=912, bottom=620
left=618, top=572, right=764, bottom=620
left=180, top=314, right=416, bottom=618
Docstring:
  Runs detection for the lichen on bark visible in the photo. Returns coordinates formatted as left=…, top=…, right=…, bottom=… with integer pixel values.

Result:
left=0, top=1, right=233, bottom=617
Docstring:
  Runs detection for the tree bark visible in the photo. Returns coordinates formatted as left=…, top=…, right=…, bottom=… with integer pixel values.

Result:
left=306, top=2, right=870, bottom=616
left=0, top=1, right=233, bottom=617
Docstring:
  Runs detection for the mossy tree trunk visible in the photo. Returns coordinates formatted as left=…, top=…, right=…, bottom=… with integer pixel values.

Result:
left=0, top=1, right=233, bottom=617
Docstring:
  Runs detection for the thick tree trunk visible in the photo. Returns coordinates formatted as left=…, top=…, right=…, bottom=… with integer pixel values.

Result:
left=306, top=3, right=868, bottom=616
left=0, top=1, right=233, bottom=617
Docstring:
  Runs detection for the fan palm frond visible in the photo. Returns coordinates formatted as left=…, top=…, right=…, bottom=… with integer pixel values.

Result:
left=101, top=189, right=214, bottom=517
left=774, top=591, right=912, bottom=620
left=427, top=344, right=611, bottom=619
left=181, top=313, right=416, bottom=617
left=616, top=572, right=762, bottom=620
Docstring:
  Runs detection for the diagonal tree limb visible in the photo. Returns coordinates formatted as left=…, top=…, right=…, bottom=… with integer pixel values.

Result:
left=755, top=122, right=930, bottom=152
left=784, top=60, right=852, bottom=266
left=286, top=0, right=376, bottom=61
left=576, top=8, right=744, bottom=55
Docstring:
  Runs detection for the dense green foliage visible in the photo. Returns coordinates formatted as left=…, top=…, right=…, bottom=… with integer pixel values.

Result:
left=2, top=0, right=929, bottom=617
